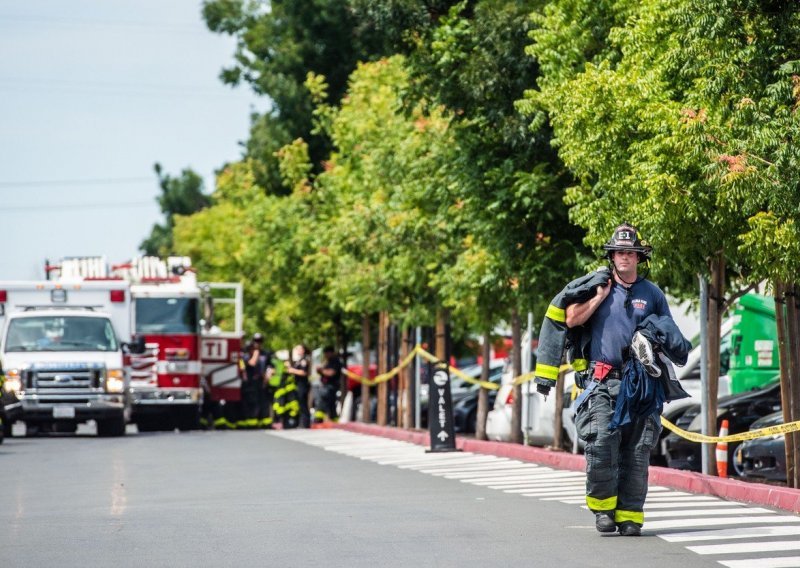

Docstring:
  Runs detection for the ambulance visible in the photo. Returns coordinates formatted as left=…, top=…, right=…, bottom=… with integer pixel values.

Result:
left=0, top=279, right=133, bottom=436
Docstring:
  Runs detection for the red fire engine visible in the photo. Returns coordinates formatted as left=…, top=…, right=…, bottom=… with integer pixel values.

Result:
left=49, top=256, right=243, bottom=431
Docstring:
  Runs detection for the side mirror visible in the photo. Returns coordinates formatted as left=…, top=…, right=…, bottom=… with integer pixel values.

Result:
left=124, top=336, right=147, bottom=355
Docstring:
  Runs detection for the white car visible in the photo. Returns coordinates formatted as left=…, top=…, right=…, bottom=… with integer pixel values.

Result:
left=485, top=367, right=577, bottom=445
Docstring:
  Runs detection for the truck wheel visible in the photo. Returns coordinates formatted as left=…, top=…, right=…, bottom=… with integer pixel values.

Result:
left=97, top=417, right=126, bottom=437
left=177, top=410, right=201, bottom=431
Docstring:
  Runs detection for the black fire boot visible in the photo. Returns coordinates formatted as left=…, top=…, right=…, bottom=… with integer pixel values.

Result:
left=595, top=512, right=616, bottom=533
left=618, top=521, right=642, bottom=536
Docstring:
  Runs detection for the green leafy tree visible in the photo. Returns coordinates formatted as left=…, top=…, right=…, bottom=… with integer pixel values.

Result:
left=307, top=57, right=464, bottom=330
left=141, top=164, right=210, bottom=256
left=202, top=0, right=392, bottom=193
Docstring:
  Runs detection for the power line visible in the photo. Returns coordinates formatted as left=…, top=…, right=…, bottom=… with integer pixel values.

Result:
left=0, top=77, right=236, bottom=95
left=0, top=177, right=154, bottom=188
left=0, top=201, right=158, bottom=212
left=0, top=14, right=206, bottom=35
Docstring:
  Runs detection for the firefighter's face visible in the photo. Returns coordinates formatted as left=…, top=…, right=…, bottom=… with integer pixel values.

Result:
left=612, top=250, right=638, bottom=272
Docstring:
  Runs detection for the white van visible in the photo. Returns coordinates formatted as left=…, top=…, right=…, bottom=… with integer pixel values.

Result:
left=0, top=281, right=133, bottom=436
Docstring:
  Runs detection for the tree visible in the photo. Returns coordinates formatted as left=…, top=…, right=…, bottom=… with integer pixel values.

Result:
left=202, top=0, right=392, bottom=193
left=140, top=164, right=210, bottom=256
left=523, top=0, right=800, bottom=471
left=356, top=1, right=587, bottom=441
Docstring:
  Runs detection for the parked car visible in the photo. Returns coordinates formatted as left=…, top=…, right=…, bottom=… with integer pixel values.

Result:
left=737, top=411, right=787, bottom=482
left=663, top=380, right=781, bottom=475
left=486, top=368, right=575, bottom=447
left=421, top=360, right=506, bottom=428
left=452, top=369, right=505, bottom=433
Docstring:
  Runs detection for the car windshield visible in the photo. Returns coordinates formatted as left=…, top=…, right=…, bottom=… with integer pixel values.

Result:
left=135, top=298, right=199, bottom=334
left=5, top=315, right=118, bottom=352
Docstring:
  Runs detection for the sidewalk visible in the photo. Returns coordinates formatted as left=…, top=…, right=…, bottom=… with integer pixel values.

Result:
left=335, top=422, right=800, bottom=515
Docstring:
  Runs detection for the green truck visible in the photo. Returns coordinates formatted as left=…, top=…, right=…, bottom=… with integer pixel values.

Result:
left=728, top=293, right=780, bottom=393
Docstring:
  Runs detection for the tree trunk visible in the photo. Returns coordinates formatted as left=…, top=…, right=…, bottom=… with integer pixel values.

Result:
left=400, top=327, right=411, bottom=429
left=553, top=367, right=566, bottom=450
left=476, top=330, right=491, bottom=441
left=360, top=315, right=371, bottom=423
left=790, top=282, right=800, bottom=489
left=377, top=311, right=389, bottom=426
left=511, top=308, right=523, bottom=444
left=786, top=283, right=800, bottom=488
left=435, top=310, right=448, bottom=363
left=775, top=283, right=795, bottom=488
left=703, top=254, right=724, bottom=474
left=339, top=321, right=349, bottom=416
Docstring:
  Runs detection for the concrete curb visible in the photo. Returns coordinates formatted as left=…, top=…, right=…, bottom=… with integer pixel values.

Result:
left=334, top=422, right=800, bottom=514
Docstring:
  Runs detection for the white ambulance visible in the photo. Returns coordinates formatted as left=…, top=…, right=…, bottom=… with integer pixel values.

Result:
left=0, top=280, right=134, bottom=437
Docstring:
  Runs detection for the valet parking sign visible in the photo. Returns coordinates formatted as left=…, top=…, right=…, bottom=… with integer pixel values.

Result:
left=428, top=363, right=458, bottom=452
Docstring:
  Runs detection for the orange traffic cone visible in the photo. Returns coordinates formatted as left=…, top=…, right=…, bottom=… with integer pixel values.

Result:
left=716, top=419, right=729, bottom=478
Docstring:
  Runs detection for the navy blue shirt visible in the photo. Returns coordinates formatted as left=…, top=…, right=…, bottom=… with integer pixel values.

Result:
left=588, top=278, right=671, bottom=367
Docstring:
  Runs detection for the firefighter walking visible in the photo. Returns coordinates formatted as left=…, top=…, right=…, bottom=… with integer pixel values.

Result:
left=537, top=223, right=685, bottom=537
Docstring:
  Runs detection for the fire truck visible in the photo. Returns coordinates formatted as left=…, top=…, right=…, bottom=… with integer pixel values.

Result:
left=49, top=256, right=244, bottom=432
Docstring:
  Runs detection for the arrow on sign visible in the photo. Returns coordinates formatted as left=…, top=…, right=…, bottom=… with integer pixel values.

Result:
left=437, top=431, right=449, bottom=441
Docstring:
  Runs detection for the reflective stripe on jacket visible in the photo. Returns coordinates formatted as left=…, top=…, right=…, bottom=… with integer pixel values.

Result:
left=534, top=268, right=612, bottom=386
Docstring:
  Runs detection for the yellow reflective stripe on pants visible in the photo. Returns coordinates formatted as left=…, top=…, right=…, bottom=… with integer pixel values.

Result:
left=546, top=304, right=566, bottom=323
left=615, top=510, right=644, bottom=525
left=534, top=363, right=560, bottom=381
left=586, top=495, right=617, bottom=512
left=213, top=417, right=236, bottom=429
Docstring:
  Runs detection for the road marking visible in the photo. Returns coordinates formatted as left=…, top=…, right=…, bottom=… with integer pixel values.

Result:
left=646, top=507, right=773, bottom=519
left=646, top=516, right=800, bottom=530
left=689, top=540, right=800, bottom=555
left=464, top=472, right=586, bottom=485
left=645, top=494, right=720, bottom=501
left=503, top=483, right=587, bottom=493
left=719, top=557, right=800, bottom=568
left=429, top=464, right=538, bottom=475
left=420, top=459, right=517, bottom=470
left=637, top=501, right=744, bottom=509
left=397, top=456, right=503, bottom=469
left=519, top=488, right=590, bottom=497
left=660, top=526, right=800, bottom=543
left=270, top=430, right=800, bottom=568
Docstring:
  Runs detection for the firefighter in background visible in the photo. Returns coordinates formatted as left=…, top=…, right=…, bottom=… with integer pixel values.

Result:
left=240, top=333, right=268, bottom=429
left=562, top=224, right=673, bottom=536
left=273, top=349, right=300, bottom=428
left=285, top=344, right=311, bottom=428
left=315, top=346, right=342, bottom=422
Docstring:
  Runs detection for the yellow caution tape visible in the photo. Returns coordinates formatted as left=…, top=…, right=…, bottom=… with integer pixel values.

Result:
left=344, top=346, right=422, bottom=387
left=416, top=347, right=500, bottom=390
left=344, top=345, right=573, bottom=391
left=660, top=415, right=800, bottom=443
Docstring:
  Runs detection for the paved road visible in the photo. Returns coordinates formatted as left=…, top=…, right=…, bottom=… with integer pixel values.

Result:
left=0, top=427, right=797, bottom=568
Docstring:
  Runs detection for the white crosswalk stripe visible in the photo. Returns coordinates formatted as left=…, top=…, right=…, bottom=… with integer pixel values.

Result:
left=270, top=429, right=800, bottom=567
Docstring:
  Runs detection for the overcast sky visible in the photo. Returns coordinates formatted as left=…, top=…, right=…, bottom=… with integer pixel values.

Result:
left=0, top=0, right=263, bottom=279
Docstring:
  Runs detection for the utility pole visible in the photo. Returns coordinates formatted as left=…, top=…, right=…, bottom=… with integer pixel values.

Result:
left=361, top=314, right=371, bottom=423
left=377, top=311, right=389, bottom=426
left=511, top=308, right=523, bottom=444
